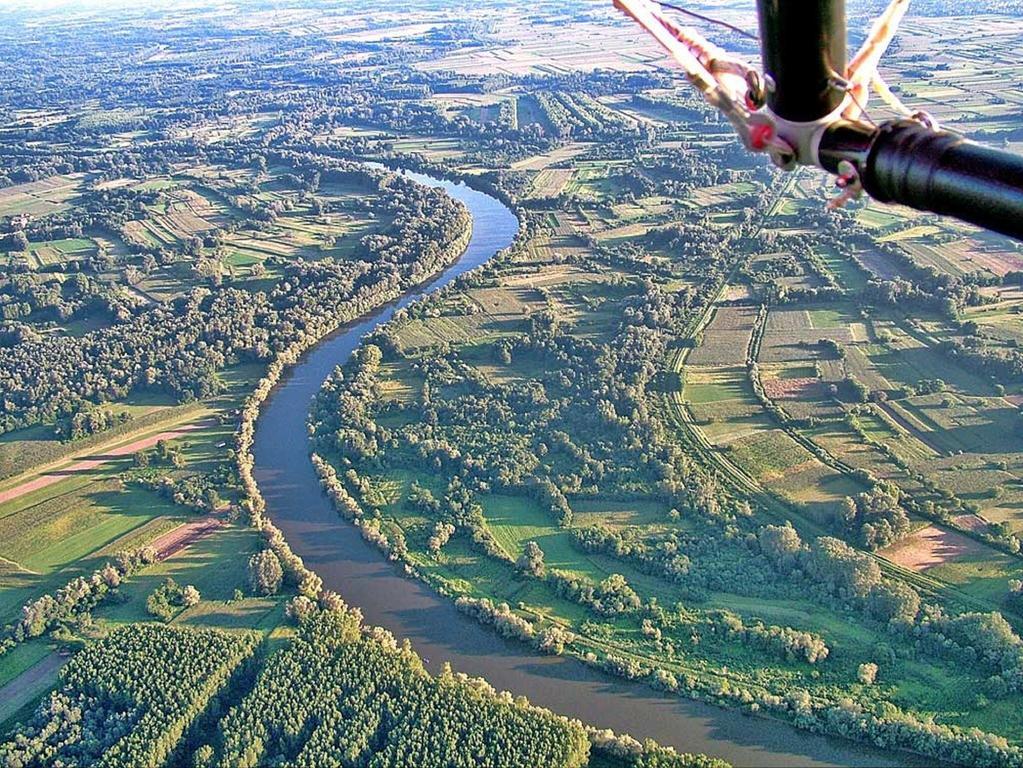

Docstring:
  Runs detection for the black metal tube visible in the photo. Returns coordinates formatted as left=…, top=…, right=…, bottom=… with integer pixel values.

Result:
left=757, top=0, right=847, bottom=122
left=862, top=121, right=1023, bottom=240
left=818, top=120, right=1023, bottom=241
left=816, top=120, right=875, bottom=174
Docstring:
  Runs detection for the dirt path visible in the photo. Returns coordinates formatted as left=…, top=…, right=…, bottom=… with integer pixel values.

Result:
left=150, top=516, right=225, bottom=560
left=0, top=652, right=65, bottom=723
left=0, top=421, right=212, bottom=508
left=881, top=524, right=988, bottom=572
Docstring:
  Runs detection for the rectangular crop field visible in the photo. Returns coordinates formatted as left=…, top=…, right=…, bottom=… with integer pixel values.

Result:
left=687, top=305, right=757, bottom=366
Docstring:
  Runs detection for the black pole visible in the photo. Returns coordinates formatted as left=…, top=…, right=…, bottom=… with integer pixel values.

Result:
left=757, top=0, right=847, bottom=122
left=754, top=0, right=1023, bottom=240
left=817, top=120, right=1023, bottom=241
left=869, top=123, right=1023, bottom=240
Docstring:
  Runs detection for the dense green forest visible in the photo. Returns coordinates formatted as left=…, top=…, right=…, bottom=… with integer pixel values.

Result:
left=215, top=610, right=590, bottom=768
left=0, top=608, right=721, bottom=768
left=1, top=624, right=259, bottom=767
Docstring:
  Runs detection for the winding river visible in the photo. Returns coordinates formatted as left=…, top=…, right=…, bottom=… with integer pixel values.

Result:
left=252, top=169, right=915, bottom=768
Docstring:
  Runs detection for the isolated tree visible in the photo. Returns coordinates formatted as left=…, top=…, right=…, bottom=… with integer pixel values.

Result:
left=516, top=540, right=546, bottom=577
left=858, top=662, right=879, bottom=685
left=146, top=587, right=174, bottom=622
left=181, top=585, right=201, bottom=608
left=248, top=549, right=283, bottom=596
left=319, top=590, right=347, bottom=613
left=427, top=522, right=456, bottom=555
left=594, top=573, right=641, bottom=615
left=1009, top=579, right=1023, bottom=610
left=286, top=595, right=317, bottom=624
left=99, top=563, right=121, bottom=588
left=758, top=523, right=803, bottom=573
left=192, top=745, right=215, bottom=768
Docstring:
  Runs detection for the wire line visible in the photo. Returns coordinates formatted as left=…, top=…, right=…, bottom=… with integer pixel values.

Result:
left=652, top=1, right=759, bottom=40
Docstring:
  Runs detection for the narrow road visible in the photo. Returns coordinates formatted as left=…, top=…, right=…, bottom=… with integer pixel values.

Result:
left=0, top=652, right=65, bottom=725
left=149, top=517, right=225, bottom=561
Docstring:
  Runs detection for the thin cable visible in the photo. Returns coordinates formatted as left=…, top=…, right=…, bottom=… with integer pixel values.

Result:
left=846, top=87, right=877, bottom=127
left=652, top=1, right=759, bottom=40
left=829, top=68, right=878, bottom=127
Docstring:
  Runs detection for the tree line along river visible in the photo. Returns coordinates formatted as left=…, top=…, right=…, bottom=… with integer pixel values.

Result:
left=252, top=168, right=915, bottom=768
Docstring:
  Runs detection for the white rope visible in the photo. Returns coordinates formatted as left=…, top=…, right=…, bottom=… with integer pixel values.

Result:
left=871, top=73, right=914, bottom=117
left=843, top=0, right=911, bottom=120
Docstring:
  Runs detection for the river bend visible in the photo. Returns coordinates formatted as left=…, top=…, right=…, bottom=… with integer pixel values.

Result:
left=252, top=168, right=909, bottom=768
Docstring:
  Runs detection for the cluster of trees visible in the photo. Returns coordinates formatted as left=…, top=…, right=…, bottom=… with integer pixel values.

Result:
left=754, top=521, right=1023, bottom=697
left=427, top=521, right=457, bottom=555
left=0, top=624, right=259, bottom=767
left=145, top=577, right=200, bottom=621
left=532, top=91, right=641, bottom=139
left=588, top=729, right=729, bottom=768
left=0, top=286, right=262, bottom=430
left=840, top=483, right=911, bottom=550
left=54, top=405, right=131, bottom=441
left=214, top=610, right=591, bottom=767
left=758, top=526, right=922, bottom=626
left=316, top=343, right=386, bottom=462
left=566, top=511, right=793, bottom=606
left=139, top=471, right=226, bottom=514
left=530, top=476, right=575, bottom=527
left=538, top=624, right=578, bottom=656
left=635, top=144, right=766, bottom=200
left=248, top=549, right=284, bottom=596
left=1, top=546, right=157, bottom=652
left=942, top=334, right=1023, bottom=383
left=455, top=595, right=537, bottom=642
left=573, top=524, right=691, bottom=583
left=703, top=610, right=830, bottom=664
left=1009, top=579, right=1023, bottom=611
left=918, top=610, right=1023, bottom=694
left=310, top=453, right=421, bottom=564
left=547, top=571, right=643, bottom=617
left=517, top=539, right=547, bottom=577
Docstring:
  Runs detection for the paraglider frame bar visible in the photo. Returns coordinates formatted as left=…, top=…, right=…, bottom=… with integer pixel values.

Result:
left=759, top=0, right=1023, bottom=240
left=756, top=0, right=847, bottom=123
left=616, top=0, right=1023, bottom=240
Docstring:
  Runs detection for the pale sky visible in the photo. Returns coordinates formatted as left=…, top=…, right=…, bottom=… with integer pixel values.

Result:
left=0, top=0, right=184, bottom=7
